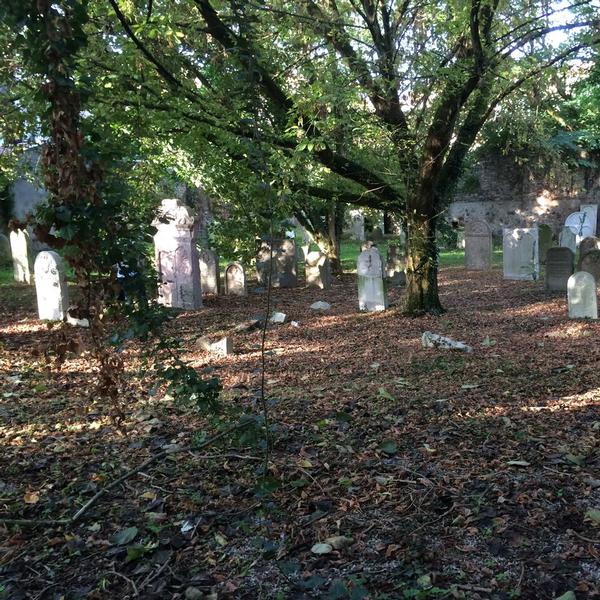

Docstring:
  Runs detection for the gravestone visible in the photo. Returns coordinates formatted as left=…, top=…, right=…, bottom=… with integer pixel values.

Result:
left=224, top=262, right=246, bottom=296
left=578, top=236, right=600, bottom=265
left=545, top=247, right=574, bottom=292
left=456, top=230, right=465, bottom=249
left=559, top=226, right=577, bottom=254
left=465, top=220, right=492, bottom=270
left=371, top=226, right=384, bottom=241
left=153, top=198, right=202, bottom=309
left=10, top=229, right=33, bottom=284
left=256, top=238, right=297, bottom=288
left=581, top=204, right=598, bottom=236
left=350, top=210, right=365, bottom=241
left=565, top=211, right=594, bottom=242
left=199, top=248, right=219, bottom=296
left=579, top=250, right=600, bottom=283
left=538, top=225, right=554, bottom=265
left=357, top=247, right=387, bottom=312
left=34, top=251, right=69, bottom=321
left=305, top=251, right=332, bottom=290
left=502, top=227, right=539, bottom=281
left=0, top=233, right=11, bottom=266
left=386, top=244, right=406, bottom=286
left=568, top=271, right=597, bottom=319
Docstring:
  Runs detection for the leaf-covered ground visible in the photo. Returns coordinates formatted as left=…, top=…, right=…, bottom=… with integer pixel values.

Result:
left=1, top=266, right=600, bottom=600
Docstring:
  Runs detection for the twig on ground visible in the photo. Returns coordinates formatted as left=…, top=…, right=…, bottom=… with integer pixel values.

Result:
left=106, top=569, right=138, bottom=597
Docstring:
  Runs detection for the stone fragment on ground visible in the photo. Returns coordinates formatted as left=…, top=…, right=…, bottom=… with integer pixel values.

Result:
left=421, top=331, right=472, bottom=352
left=310, top=301, right=331, bottom=310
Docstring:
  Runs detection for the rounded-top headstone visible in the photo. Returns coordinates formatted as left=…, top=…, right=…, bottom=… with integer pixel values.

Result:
left=568, top=271, right=598, bottom=319
left=224, top=262, right=246, bottom=296
left=578, top=237, right=600, bottom=261
left=34, top=251, right=69, bottom=321
left=579, top=249, right=600, bottom=282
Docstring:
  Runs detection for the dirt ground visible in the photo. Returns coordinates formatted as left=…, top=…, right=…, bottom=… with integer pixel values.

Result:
left=1, top=266, right=599, bottom=599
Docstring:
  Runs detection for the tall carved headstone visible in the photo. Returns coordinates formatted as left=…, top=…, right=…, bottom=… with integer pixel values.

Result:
left=465, top=220, right=492, bottom=270
left=559, top=226, right=577, bottom=255
left=568, top=272, right=597, bottom=319
left=386, top=244, right=405, bottom=286
left=153, top=198, right=202, bottom=309
left=199, top=248, right=219, bottom=296
left=545, top=247, right=574, bottom=292
left=34, top=251, right=69, bottom=321
left=305, top=251, right=332, bottom=290
left=579, top=249, right=600, bottom=283
left=10, top=229, right=33, bottom=284
left=502, top=227, right=539, bottom=281
left=580, top=204, right=598, bottom=236
left=357, top=247, right=387, bottom=312
left=224, top=262, right=246, bottom=296
left=256, top=238, right=297, bottom=288
left=350, top=210, right=365, bottom=241
left=538, top=225, right=554, bottom=265
left=0, top=233, right=11, bottom=266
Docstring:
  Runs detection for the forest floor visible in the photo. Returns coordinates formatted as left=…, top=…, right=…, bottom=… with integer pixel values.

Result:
left=1, top=265, right=600, bottom=600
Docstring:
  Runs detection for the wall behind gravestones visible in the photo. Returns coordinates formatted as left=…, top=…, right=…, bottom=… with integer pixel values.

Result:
left=447, top=156, right=600, bottom=238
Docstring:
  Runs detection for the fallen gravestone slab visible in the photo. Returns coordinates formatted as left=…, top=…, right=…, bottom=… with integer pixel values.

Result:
left=421, top=331, right=473, bottom=353
left=270, top=312, right=286, bottom=323
left=199, top=336, right=233, bottom=356
left=310, top=301, right=331, bottom=310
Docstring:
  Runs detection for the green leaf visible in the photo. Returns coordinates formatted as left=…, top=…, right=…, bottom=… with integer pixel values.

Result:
left=378, top=387, right=395, bottom=401
left=110, top=526, right=138, bottom=546
left=379, top=440, right=397, bottom=455
left=555, top=592, right=576, bottom=600
left=311, top=542, right=333, bottom=555
left=584, top=509, right=600, bottom=524
left=125, top=545, right=147, bottom=562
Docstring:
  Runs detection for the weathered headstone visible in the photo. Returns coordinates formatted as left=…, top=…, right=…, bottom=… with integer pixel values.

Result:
left=502, top=227, right=539, bottom=281
left=371, top=226, right=384, bottom=241
left=305, top=251, right=332, bottom=290
left=224, top=262, right=246, bottom=296
left=199, top=248, right=219, bottom=296
left=559, top=226, right=577, bottom=254
left=9, top=229, right=33, bottom=284
left=357, top=247, right=387, bottom=312
left=153, top=198, right=202, bottom=309
left=538, top=224, right=554, bottom=265
left=578, top=236, right=600, bottom=264
left=568, top=271, right=597, bottom=319
left=545, top=247, right=574, bottom=292
left=580, top=204, right=598, bottom=236
left=465, top=220, right=492, bottom=270
left=256, top=238, right=297, bottom=288
left=0, top=233, right=11, bottom=266
left=456, top=230, right=465, bottom=249
left=565, top=211, right=594, bottom=241
left=385, top=244, right=405, bottom=285
left=579, top=249, right=600, bottom=283
left=350, top=210, right=365, bottom=241
left=34, top=251, right=69, bottom=321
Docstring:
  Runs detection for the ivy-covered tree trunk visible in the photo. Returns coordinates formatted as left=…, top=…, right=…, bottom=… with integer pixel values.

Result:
left=404, top=204, right=443, bottom=316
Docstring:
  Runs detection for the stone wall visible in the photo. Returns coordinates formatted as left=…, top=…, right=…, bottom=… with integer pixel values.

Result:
left=446, top=156, right=600, bottom=237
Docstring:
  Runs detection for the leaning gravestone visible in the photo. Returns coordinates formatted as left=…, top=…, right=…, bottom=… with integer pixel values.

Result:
left=502, top=227, right=539, bottom=280
left=578, top=236, right=600, bottom=265
left=0, top=233, right=11, bottom=266
left=153, top=198, right=202, bottom=309
left=580, top=204, right=598, bottom=236
left=256, top=238, right=298, bottom=288
left=199, top=248, right=219, bottom=296
left=579, top=249, right=600, bottom=283
left=568, top=271, right=597, bottom=319
left=538, top=225, right=554, bottom=265
left=559, top=226, right=577, bottom=255
left=465, top=220, right=492, bottom=270
left=224, top=262, right=246, bottom=296
left=34, top=251, right=69, bottom=321
left=10, top=229, right=34, bottom=284
left=545, top=247, right=574, bottom=292
left=357, top=247, right=387, bottom=312
left=305, top=251, right=331, bottom=290
left=386, top=244, right=405, bottom=286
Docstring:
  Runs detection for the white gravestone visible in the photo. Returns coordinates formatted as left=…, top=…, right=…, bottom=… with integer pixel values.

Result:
left=386, top=244, right=405, bottom=286
left=565, top=211, right=594, bottom=244
left=465, top=220, right=492, bottom=270
left=568, top=271, right=597, bottom=319
left=153, top=198, right=202, bottom=309
left=305, top=251, right=332, bottom=290
left=224, top=262, right=246, bottom=296
left=580, top=204, right=598, bottom=236
left=559, top=226, right=577, bottom=254
left=350, top=210, right=365, bottom=242
left=199, top=248, right=219, bottom=296
left=357, top=247, right=388, bottom=312
left=10, top=229, right=34, bottom=284
left=34, top=251, right=69, bottom=321
left=502, top=227, right=539, bottom=281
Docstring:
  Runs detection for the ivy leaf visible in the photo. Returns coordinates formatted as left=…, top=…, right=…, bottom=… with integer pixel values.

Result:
left=110, top=526, right=138, bottom=546
left=379, top=440, right=397, bottom=455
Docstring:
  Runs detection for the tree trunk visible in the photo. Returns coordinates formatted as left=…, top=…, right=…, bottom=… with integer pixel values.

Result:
left=404, top=208, right=443, bottom=315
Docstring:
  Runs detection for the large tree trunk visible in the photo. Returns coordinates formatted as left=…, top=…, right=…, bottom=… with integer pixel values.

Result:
left=404, top=207, right=443, bottom=316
